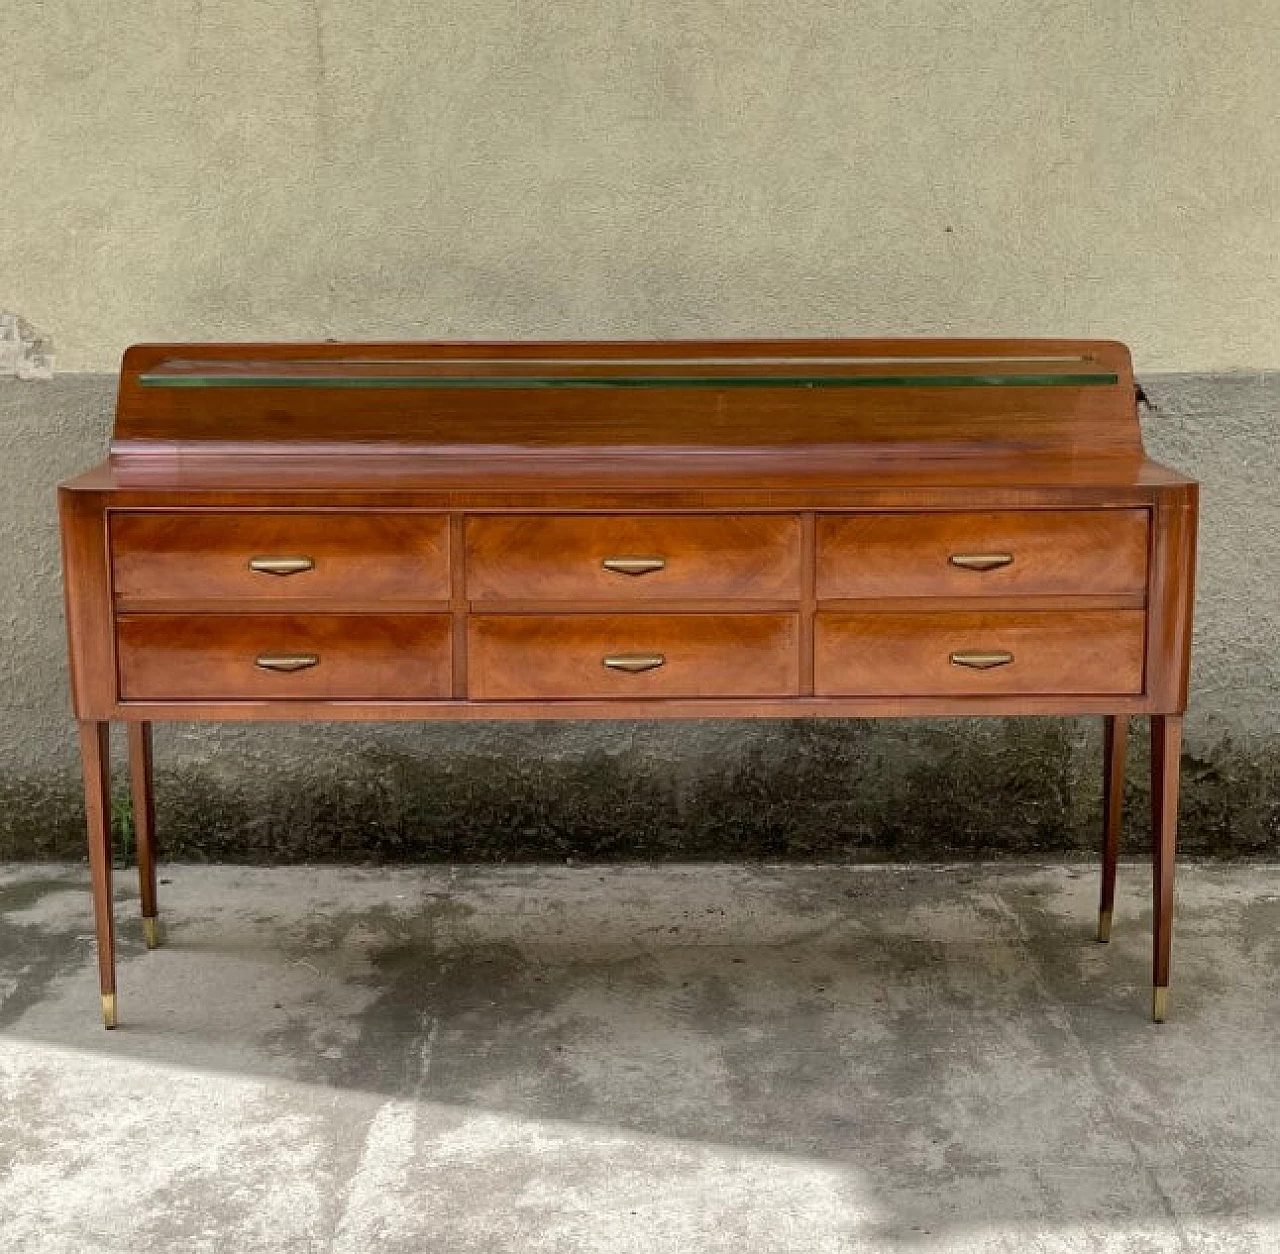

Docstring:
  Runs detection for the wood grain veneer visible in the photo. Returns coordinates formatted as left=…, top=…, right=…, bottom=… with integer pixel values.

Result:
left=816, top=510, right=1149, bottom=599
left=111, top=339, right=1140, bottom=457
left=117, top=613, right=452, bottom=700
left=112, top=512, right=450, bottom=604
left=466, top=514, right=801, bottom=602
left=468, top=613, right=799, bottom=700
left=814, top=610, right=1146, bottom=697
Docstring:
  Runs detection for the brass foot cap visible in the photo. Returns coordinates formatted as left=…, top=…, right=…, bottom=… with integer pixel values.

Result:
left=1096, top=909, right=1113, bottom=944
left=101, top=993, right=117, bottom=1030
left=1152, top=987, right=1169, bottom=1023
left=143, top=917, right=159, bottom=949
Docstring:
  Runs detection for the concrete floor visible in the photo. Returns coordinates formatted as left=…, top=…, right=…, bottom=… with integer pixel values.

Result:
left=1, top=861, right=1278, bottom=1253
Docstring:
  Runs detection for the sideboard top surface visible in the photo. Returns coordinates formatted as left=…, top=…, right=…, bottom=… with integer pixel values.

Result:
left=57, top=338, right=1193, bottom=505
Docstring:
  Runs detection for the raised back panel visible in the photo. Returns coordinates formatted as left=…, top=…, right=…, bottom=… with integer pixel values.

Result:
left=112, top=339, right=1141, bottom=459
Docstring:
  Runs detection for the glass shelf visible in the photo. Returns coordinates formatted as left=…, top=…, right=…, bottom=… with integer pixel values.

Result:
left=140, top=355, right=1118, bottom=390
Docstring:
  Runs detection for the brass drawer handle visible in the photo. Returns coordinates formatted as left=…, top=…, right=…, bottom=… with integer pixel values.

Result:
left=255, top=653, right=320, bottom=673
left=249, top=556, right=315, bottom=576
left=602, top=556, right=666, bottom=576
left=949, top=552, right=1014, bottom=572
left=603, top=653, right=666, bottom=673
left=950, top=650, right=1014, bottom=670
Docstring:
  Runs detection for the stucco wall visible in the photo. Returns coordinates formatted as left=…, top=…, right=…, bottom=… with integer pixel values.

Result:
left=3, top=2, right=1279, bottom=373
left=1, top=3, right=1277, bottom=859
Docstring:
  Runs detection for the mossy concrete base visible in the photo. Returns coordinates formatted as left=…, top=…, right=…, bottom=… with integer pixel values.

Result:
left=2, top=719, right=1277, bottom=863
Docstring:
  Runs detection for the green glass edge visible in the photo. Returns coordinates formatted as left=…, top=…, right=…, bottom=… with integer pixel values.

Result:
left=141, top=371, right=1118, bottom=390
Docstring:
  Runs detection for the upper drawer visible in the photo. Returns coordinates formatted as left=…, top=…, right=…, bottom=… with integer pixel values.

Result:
left=465, top=515, right=802, bottom=602
left=111, top=513, right=451, bottom=605
left=816, top=510, right=1149, bottom=599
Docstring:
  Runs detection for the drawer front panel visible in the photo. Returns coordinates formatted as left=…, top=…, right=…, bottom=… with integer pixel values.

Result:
left=466, top=515, right=802, bottom=601
left=469, top=614, right=799, bottom=699
left=112, top=513, right=451, bottom=604
left=816, top=510, right=1148, bottom=599
left=815, top=611, right=1145, bottom=697
left=118, top=614, right=452, bottom=700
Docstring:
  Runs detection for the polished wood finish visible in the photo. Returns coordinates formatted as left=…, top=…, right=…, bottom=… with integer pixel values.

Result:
left=127, top=721, right=159, bottom=946
left=117, top=614, right=452, bottom=700
left=111, top=339, right=1140, bottom=456
left=469, top=614, right=799, bottom=700
left=62, top=451, right=1193, bottom=507
left=78, top=721, right=116, bottom=1028
left=1151, top=714, right=1183, bottom=1021
left=466, top=515, right=801, bottom=601
left=112, top=512, right=450, bottom=604
left=815, top=610, right=1145, bottom=697
left=1145, top=491, right=1199, bottom=713
left=816, top=510, right=1149, bottom=599
left=59, top=491, right=118, bottom=721
left=84, top=694, right=1187, bottom=722
left=58, top=338, right=1198, bottom=1025
left=1098, top=714, right=1128, bottom=943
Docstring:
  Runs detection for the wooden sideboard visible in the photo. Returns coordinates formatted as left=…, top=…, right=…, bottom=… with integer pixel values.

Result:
left=58, top=339, right=1198, bottom=1027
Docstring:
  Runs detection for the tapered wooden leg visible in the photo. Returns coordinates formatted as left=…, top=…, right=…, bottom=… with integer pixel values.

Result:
left=127, top=722, right=160, bottom=948
left=79, top=721, right=117, bottom=1029
left=1098, top=715, right=1128, bottom=942
left=1151, top=714, right=1183, bottom=1023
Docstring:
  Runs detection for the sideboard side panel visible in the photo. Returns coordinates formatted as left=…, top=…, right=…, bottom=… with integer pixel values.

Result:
left=1145, top=484, right=1199, bottom=714
left=58, top=492, right=117, bottom=719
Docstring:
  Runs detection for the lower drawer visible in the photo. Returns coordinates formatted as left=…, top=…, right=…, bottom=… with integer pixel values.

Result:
left=815, top=610, right=1145, bottom=697
left=117, top=614, right=452, bottom=700
left=468, top=614, right=799, bottom=700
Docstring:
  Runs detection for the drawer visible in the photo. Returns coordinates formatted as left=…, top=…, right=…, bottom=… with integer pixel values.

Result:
left=465, top=515, right=801, bottom=601
left=118, top=614, right=452, bottom=700
left=111, top=513, right=450, bottom=604
left=468, top=614, right=799, bottom=699
left=815, top=510, right=1148, bottom=599
left=815, top=610, right=1145, bottom=697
